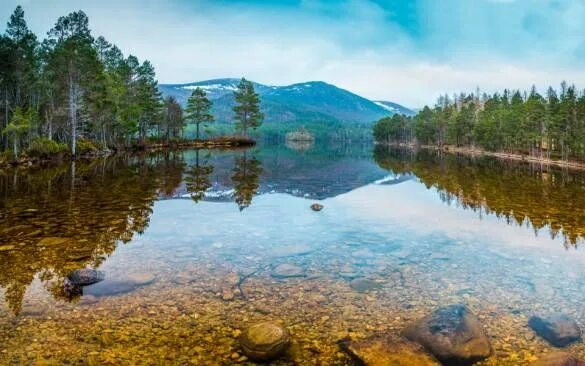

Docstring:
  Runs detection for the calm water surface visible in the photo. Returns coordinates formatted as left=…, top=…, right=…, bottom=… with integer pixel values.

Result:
left=1, top=144, right=585, bottom=365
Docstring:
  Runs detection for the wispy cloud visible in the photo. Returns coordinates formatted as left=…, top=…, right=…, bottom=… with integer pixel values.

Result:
left=1, top=0, right=584, bottom=107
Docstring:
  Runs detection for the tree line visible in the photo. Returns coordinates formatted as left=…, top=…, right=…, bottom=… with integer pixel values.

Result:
left=373, top=82, right=585, bottom=161
left=0, top=6, right=263, bottom=159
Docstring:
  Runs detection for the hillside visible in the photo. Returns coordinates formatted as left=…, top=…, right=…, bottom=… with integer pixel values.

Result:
left=373, top=100, right=416, bottom=116
left=159, top=78, right=409, bottom=125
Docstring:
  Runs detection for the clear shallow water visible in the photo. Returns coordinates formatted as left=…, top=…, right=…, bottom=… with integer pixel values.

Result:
left=1, top=144, right=585, bottom=364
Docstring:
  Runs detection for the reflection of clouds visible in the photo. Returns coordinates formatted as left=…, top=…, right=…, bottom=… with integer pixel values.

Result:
left=332, top=182, right=585, bottom=260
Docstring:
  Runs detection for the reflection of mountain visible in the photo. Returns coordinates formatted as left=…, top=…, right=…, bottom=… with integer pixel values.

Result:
left=168, top=145, right=391, bottom=200
left=0, top=155, right=184, bottom=314
left=374, top=146, right=585, bottom=247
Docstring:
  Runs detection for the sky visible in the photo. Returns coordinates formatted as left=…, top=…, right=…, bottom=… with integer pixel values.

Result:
left=1, top=0, right=585, bottom=107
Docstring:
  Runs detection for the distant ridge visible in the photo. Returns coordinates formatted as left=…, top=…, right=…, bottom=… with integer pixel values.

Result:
left=373, top=100, right=415, bottom=116
left=159, top=79, right=412, bottom=125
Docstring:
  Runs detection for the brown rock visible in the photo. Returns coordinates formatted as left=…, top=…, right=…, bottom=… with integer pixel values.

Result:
left=531, top=352, right=585, bottom=366
left=404, top=304, right=491, bottom=365
left=240, top=322, right=290, bottom=362
left=340, top=334, right=440, bottom=366
left=310, top=203, right=324, bottom=211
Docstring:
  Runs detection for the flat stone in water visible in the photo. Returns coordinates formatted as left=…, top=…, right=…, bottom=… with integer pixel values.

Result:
left=83, top=272, right=156, bottom=297
left=269, top=244, right=314, bottom=258
left=528, top=314, right=581, bottom=347
left=67, top=268, right=105, bottom=286
left=240, top=322, right=290, bottom=362
left=38, top=237, right=69, bottom=246
left=404, top=304, right=491, bottom=365
left=531, top=352, right=585, bottom=366
left=350, top=278, right=382, bottom=293
left=271, top=264, right=305, bottom=278
left=340, top=334, right=440, bottom=366
left=0, top=244, right=15, bottom=251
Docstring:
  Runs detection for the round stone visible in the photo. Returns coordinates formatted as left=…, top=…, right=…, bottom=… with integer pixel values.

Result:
left=310, top=203, right=324, bottom=211
left=240, top=322, right=290, bottom=362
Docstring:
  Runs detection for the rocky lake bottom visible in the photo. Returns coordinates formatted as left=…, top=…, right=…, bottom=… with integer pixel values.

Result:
left=2, top=146, right=585, bottom=365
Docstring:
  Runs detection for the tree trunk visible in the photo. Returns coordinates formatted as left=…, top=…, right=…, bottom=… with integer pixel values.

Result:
left=68, top=64, right=77, bottom=156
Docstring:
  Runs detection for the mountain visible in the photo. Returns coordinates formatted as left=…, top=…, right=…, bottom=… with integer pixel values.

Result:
left=159, top=78, right=405, bottom=125
left=372, top=101, right=416, bottom=116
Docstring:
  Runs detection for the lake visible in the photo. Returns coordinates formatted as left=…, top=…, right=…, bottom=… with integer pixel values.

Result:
left=1, top=144, right=585, bottom=365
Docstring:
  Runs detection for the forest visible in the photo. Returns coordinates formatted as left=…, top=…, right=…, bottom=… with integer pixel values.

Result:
left=0, top=6, right=261, bottom=161
left=373, top=83, right=585, bottom=161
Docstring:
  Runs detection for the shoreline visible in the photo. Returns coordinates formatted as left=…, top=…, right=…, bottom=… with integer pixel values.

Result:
left=380, top=142, right=585, bottom=172
left=0, top=136, right=256, bottom=168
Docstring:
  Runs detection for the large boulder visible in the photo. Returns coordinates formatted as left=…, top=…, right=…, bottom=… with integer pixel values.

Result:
left=528, top=314, right=581, bottom=347
left=240, top=322, right=290, bottom=362
left=83, top=272, right=156, bottom=297
left=340, top=334, right=440, bottom=366
left=67, top=268, right=105, bottom=286
left=531, top=352, right=585, bottom=366
left=404, top=304, right=491, bottom=365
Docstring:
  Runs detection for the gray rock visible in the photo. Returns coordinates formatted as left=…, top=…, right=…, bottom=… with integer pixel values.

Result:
left=83, top=272, right=156, bottom=297
left=350, top=278, right=382, bottom=293
left=240, top=322, right=290, bottom=362
left=528, top=314, right=581, bottom=347
left=340, top=334, right=440, bottom=366
left=269, top=244, right=314, bottom=258
left=404, top=304, right=491, bottom=365
left=67, top=268, right=105, bottom=286
left=271, top=264, right=305, bottom=278
left=531, top=352, right=585, bottom=366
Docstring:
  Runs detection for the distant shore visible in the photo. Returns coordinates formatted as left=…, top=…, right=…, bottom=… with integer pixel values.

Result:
left=0, top=136, right=256, bottom=168
left=379, top=142, right=585, bottom=172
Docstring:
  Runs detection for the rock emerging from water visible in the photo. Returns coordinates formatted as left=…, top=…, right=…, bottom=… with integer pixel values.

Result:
left=239, top=322, right=290, bottom=362
left=528, top=314, right=581, bottom=347
left=404, top=304, right=491, bottom=365
left=311, top=203, right=324, bottom=212
left=67, top=268, right=105, bottom=286
left=531, top=352, right=585, bottom=366
left=271, top=264, right=305, bottom=278
left=340, top=334, right=440, bottom=366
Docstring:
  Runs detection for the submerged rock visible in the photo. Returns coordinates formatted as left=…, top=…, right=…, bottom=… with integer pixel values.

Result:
left=310, top=203, right=324, bottom=212
left=531, top=352, right=585, bottom=366
left=528, top=314, right=581, bottom=347
left=38, top=237, right=69, bottom=246
left=404, top=304, right=491, bottom=365
left=67, top=268, right=105, bottom=286
left=269, top=244, right=314, bottom=258
left=271, top=264, right=305, bottom=278
left=83, top=272, right=156, bottom=297
left=340, top=334, right=440, bottom=366
left=240, top=322, right=290, bottom=362
left=350, top=278, right=382, bottom=293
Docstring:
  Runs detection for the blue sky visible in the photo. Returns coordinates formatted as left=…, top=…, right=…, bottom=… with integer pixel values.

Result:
left=2, top=0, right=585, bottom=107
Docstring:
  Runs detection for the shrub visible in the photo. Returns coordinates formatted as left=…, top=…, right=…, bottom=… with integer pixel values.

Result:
left=26, top=137, right=69, bottom=158
left=76, top=138, right=98, bottom=155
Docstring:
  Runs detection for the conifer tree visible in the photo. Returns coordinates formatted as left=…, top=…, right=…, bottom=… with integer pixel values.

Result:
left=185, top=87, right=213, bottom=139
left=233, top=78, right=263, bottom=136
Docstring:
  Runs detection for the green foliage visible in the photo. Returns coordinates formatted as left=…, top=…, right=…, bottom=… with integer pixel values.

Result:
left=374, top=83, right=585, bottom=161
left=233, top=78, right=263, bottom=135
left=26, top=137, right=68, bottom=158
left=185, top=87, right=213, bottom=139
left=76, top=138, right=99, bottom=155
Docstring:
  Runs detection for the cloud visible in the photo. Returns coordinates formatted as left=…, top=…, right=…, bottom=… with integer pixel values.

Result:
left=1, top=0, right=584, bottom=107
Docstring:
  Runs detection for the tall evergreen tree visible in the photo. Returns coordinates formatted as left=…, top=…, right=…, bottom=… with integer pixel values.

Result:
left=233, top=78, right=263, bottom=136
left=185, top=87, right=213, bottom=139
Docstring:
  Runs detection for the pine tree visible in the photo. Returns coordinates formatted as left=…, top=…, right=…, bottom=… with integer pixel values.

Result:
left=2, top=106, right=31, bottom=157
left=185, top=87, right=213, bottom=139
left=233, top=78, right=263, bottom=136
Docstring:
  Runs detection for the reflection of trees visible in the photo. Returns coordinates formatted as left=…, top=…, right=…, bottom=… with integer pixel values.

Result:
left=185, top=150, right=214, bottom=202
left=374, top=146, right=585, bottom=247
left=231, top=151, right=262, bottom=211
left=0, top=154, right=184, bottom=314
